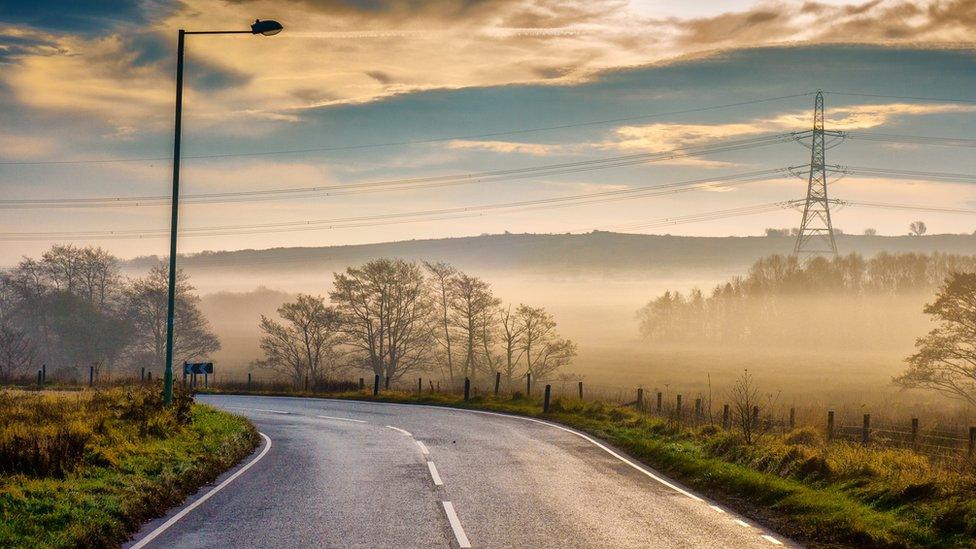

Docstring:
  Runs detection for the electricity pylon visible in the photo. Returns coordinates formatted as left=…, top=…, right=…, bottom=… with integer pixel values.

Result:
left=793, top=90, right=838, bottom=258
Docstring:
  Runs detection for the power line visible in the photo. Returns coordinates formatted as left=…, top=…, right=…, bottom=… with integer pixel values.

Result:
left=844, top=132, right=976, bottom=148
left=0, top=133, right=798, bottom=209
left=0, top=167, right=792, bottom=241
left=823, top=91, right=976, bottom=104
left=0, top=93, right=814, bottom=167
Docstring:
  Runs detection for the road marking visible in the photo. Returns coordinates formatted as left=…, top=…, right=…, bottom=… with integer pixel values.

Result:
left=129, top=432, right=272, bottom=549
left=441, top=501, right=471, bottom=548
left=709, top=505, right=725, bottom=513
left=734, top=519, right=751, bottom=528
left=246, top=408, right=291, bottom=415
left=446, top=407, right=706, bottom=502
left=427, top=461, right=444, bottom=486
left=416, top=440, right=430, bottom=455
left=385, top=425, right=413, bottom=436
left=316, top=415, right=367, bottom=423
left=762, top=534, right=783, bottom=545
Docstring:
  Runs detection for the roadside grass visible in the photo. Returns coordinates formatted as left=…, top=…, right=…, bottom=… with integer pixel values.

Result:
left=0, top=386, right=258, bottom=548
left=201, top=387, right=976, bottom=548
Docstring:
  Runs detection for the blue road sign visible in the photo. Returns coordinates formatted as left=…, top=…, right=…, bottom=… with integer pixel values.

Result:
left=184, top=362, right=214, bottom=375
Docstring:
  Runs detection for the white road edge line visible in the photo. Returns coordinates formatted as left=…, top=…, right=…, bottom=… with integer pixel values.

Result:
left=247, top=408, right=291, bottom=415
left=734, top=519, right=751, bottom=528
left=385, top=425, right=413, bottom=436
left=710, top=505, right=725, bottom=513
left=427, top=461, right=444, bottom=486
left=762, top=534, right=784, bottom=545
left=316, top=415, right=367, bottom=423
left=129, top=432, right=272, bottom=549
left=416, top=440, right=430, bottom=455
left=449, top=407, right=706, bottom=502
left=442, top=501, right=472, bottom=548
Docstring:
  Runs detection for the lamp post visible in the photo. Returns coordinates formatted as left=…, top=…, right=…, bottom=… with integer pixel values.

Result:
left=164, top=19, right=283, bottom=405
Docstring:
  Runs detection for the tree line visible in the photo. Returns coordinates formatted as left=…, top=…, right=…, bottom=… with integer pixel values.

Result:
left=637, top=252, right=976, bottom=345
left=0, top=245, right=219, bottom=382
left=255, top=259, right=576, bottom=389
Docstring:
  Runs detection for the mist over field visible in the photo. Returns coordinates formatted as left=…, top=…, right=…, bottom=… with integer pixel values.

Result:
left=127, top=232, right=976, bottom=415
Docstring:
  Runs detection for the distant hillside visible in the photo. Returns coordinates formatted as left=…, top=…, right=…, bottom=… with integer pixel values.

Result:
left=122, top=232, right=976, bottom=277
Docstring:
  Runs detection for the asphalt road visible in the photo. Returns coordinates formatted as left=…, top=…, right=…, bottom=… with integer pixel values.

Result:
left=127, top=395, right=794, bottom=548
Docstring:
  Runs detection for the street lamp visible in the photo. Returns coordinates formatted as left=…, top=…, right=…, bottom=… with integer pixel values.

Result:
left=163, top=20, right=283, bottom=405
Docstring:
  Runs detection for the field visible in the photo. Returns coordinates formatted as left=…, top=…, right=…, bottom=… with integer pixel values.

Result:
left=0, top=386, right=258, bottom=548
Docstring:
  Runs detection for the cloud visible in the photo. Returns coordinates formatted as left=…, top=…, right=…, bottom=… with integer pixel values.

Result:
left=609, top=102, right=976, bottom=152
left=4, top=0, right=976, bottom=135
left=448, top=139, right=566, bottom=155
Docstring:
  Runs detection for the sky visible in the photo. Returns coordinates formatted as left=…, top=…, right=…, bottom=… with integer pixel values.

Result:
left=2, top=0, right=976, bottom=264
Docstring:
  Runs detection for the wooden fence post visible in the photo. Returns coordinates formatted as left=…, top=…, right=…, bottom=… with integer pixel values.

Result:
left=827, top=410, right=834, bottom=441
left=676, top=394, right=682, bottom=419
left=969, top=427, right=976, bottom=456
left=694, top=398, right=702, bottom=420
left=37, top=369, right=42, bottom=387
left=418, top=377, right=423, bottom=394
left=656, top=392, right=662, bottom=412
left=147, top=371, right=152, bottom=383
left=373, top=374, right=380, bottom=396
left=464, top=378, right=471, bottom=401
left=544, top=385, right=551, bottom=413
left=722, top=404, right=730, bottom=429
left=141, top=367, right=145, bottom=383
left=911, top=417, right=918, bottom=449
left=495, top=372, right=501, bottom=397
left=578, top=381, right=583, bottom=400
left=89, top=365, right=94, bottom=387
left=789, top=407, right=796, bottom=430
left=359, top=377, right=364, bottom=391
left=862, top=413, right=871, bottom=445
left=637, top=388, right=644, bottom=410
left=41, top=364, right=46, bottom=384
left=526, top=372, right=531, bottom=396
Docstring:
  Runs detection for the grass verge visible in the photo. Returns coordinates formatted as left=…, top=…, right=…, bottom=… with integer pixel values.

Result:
left=201, top=387, right=975, bottom=548
left=0, top=386, right=258, bottom=548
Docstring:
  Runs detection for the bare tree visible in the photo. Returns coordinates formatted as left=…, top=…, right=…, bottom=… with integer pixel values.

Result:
left=909, top=220, right=927, bottom=236
left=499, top=305, right=526, bottom=387
left=125, top=264, right=220, bottom=372
left=0, top=323, right=34, bottom=382
left=77, top=247, right=120, bottom=311
left=450, top=273, right=500, bottom=382
left=331, top=259, right=434, bottom=384
left=729, top=370, right=761, bottom=444
left=517, top=304, right=576, bottom=381
left=424, top=261, right=458, bottom=382
left=896, top=272, right=976, bottom=406
left=256, top=294, right=345, bottom=387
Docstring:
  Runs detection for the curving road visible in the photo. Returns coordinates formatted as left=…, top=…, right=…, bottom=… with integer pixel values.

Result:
left=126, top=395, right=794, bottom=548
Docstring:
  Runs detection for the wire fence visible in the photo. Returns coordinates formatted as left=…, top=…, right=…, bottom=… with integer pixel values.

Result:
left=6, top=366, right=976, bottom=465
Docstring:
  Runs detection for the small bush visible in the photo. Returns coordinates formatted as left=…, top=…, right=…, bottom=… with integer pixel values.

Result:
left=784, top=427, right=823, bottom=446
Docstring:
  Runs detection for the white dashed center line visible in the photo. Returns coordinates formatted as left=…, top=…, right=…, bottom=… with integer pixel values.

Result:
left=442, top=501, right=472, bottom=548
left=385, top=425, right=413, bottom=436
left=315, top=415, right=367, bottom=423
left=427, top=461, right=444, bottom=486
left=416, top=440, right=430, bottom=455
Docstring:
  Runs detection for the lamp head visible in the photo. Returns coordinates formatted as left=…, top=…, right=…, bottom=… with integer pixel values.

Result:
left=251, top=19, right=283, bottom=36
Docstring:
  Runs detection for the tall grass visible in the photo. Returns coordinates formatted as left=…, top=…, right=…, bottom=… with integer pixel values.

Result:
left=0, top=386, right=256, bottom=548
